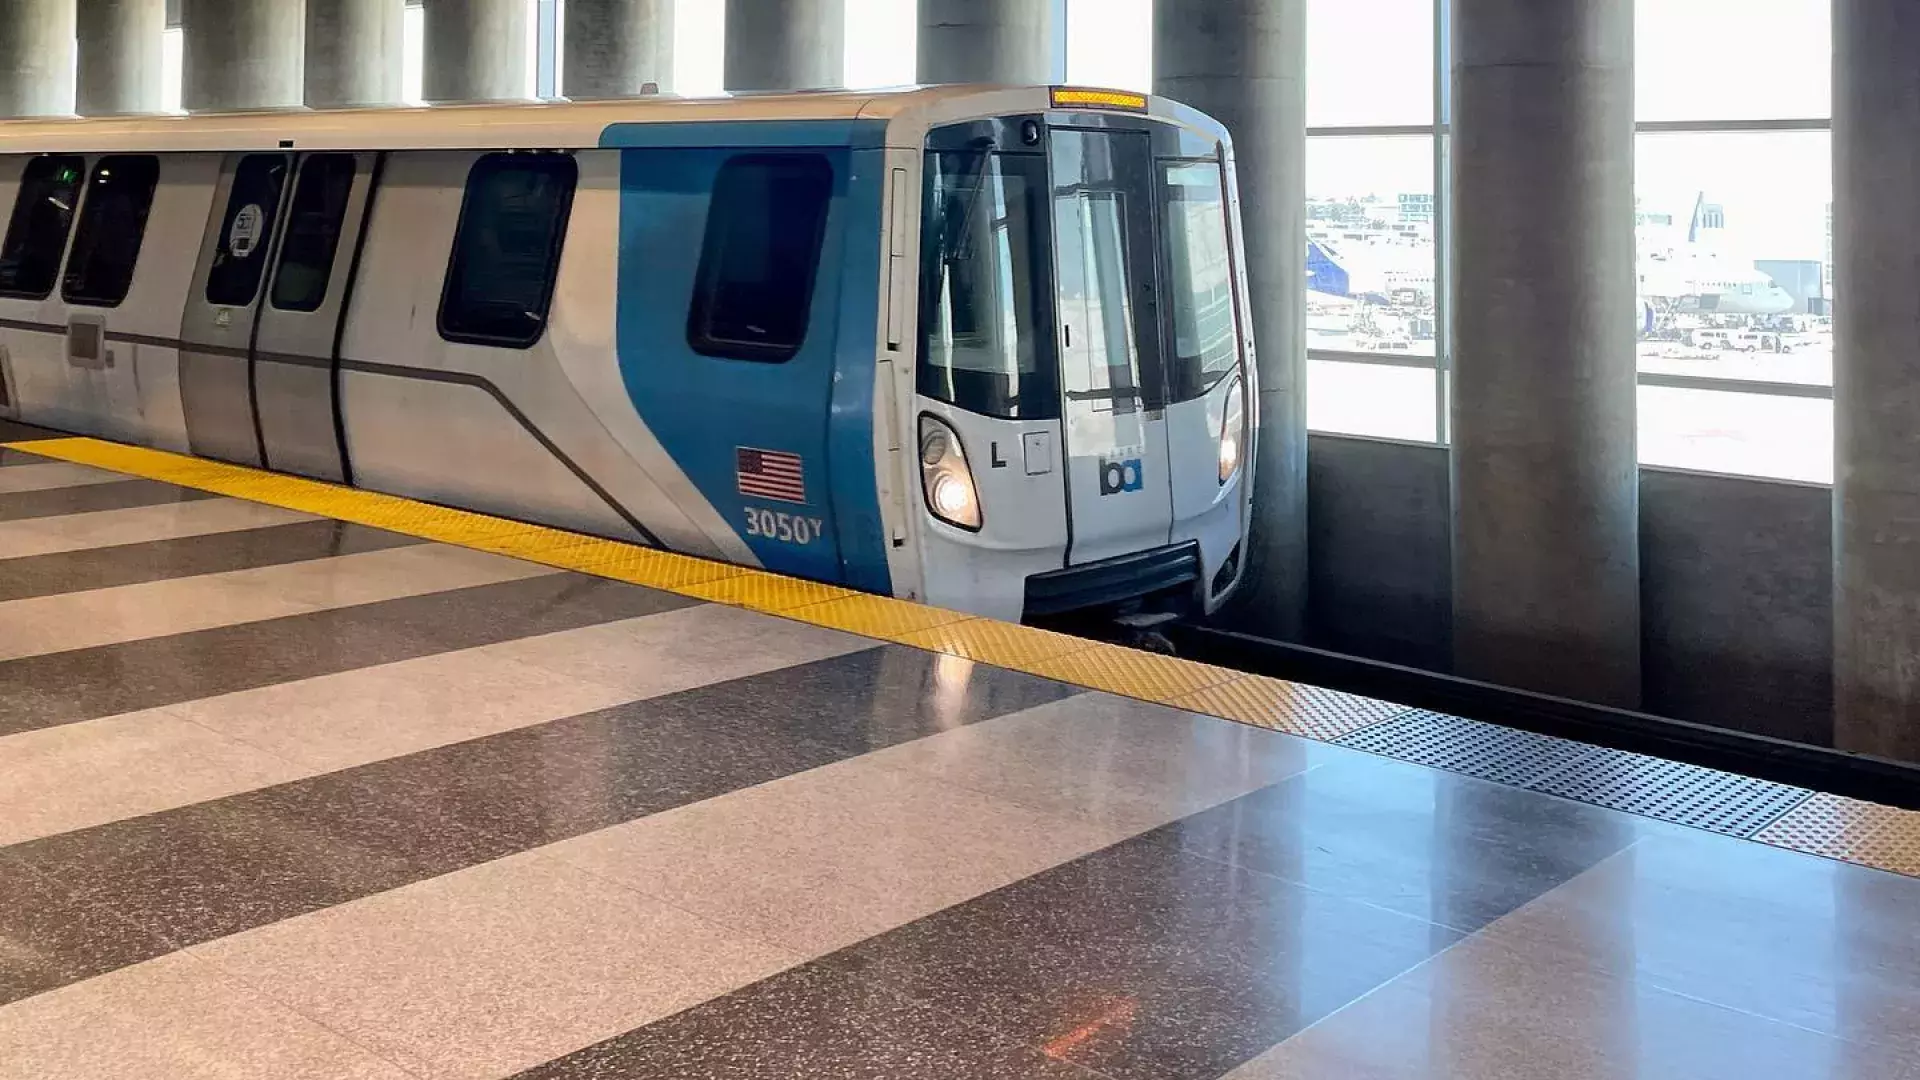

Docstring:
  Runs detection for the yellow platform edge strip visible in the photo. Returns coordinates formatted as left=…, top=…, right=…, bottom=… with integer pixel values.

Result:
left=3, top=436, right=1235, bottom=713
left=13, top=434, right=1920, bottom=882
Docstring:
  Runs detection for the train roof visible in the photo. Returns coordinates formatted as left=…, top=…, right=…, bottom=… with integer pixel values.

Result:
left=0, top=85, right=1230, bottom=155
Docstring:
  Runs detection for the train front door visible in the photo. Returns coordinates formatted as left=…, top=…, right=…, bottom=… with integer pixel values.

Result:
left=1051, top=126, right=1175, bottom=566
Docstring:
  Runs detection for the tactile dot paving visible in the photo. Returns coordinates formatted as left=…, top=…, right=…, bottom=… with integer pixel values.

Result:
left=784, top=595, right=972, bottom=639
left=1338, top=711, right=1611, bottom=788
left=1173, top=677, right=1412, bottom=740
left=1527, top=751, right=1812, bottom=836
left=897, top=619, right=1094, bottom=668
left=679, top=573, right=856, bottom=611
left=1756, top=794, right=1920, bottom=877
left=1026, top=644, right=1242, bottom=705
left=551, top=543, right=739, bottom=590
left=1343, top=710, right=1821, bottom=841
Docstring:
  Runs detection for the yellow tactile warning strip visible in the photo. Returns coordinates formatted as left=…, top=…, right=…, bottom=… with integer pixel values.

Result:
left=13, top=434, right=1920, bottom=882
left=1172, top=678, right=1414, bottom=742
left=896, top=618, right=1094, bottom=668
left=1028, top=644, right=1242, bottom=702
left=0, top=436, right=1311, bottom=722
left=678, top=574, right=857, bottom=611
left=1755, top=794, right=1920, bottom=878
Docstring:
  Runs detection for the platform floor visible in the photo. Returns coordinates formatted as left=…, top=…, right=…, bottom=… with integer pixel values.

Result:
left=2, top=433, right=1920, bottom=1079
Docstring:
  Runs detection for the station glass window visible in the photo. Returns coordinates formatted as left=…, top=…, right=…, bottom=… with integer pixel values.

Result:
left=687, top=154, right=834, bottom=363
left=438, top=152, right=576, bottom=348
left=272, top=154, right=359, bottom=313
left=205, top=154, right=290, bottom=308
left=0, top=155, right=85, bottom=300
left=62, top=155, right=161, bottom=308
left=1305, top=133, right=1442, bottom=441
left=1637, top=0, right=1829, bottom=122
left=1306, top=0, right=1434, bottom=128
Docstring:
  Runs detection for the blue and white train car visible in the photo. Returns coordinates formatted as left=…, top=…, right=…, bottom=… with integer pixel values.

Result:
left=0, top=85, right=1255, bottom=623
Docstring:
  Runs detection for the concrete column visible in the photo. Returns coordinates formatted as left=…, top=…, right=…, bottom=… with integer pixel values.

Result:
left=564, top=0, right=672, bottom=98
left=724, top=0, right=843, bottom=92
left=77, top=0, right=164, bottom=115
left=1155, top=0, right=1309, bottom=641
left=918, top=0, right=1055, bottom=85
left=306, top=0, right=403, bottom=108
left=423, top=0, right=529, bottom=103
left=1450, top=0, right=1639, bottom=706
left=0, top=0, right=77, bottom=118
left=181, top=0, right=303, bottom=111
left=1835, top=0, right=1920, bottom=761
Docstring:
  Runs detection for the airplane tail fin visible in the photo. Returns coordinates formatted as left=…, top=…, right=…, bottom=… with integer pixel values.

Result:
left=1306, top=240, right=1352, bottom=298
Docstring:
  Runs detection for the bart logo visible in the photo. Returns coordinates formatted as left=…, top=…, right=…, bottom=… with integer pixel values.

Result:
left=1099, top=455, right=1145, bottom=496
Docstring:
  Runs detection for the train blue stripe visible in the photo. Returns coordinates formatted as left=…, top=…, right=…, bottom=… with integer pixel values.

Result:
left=826, top=147, right=894, bottom=595
left=612, top=138, right=890, bottom=593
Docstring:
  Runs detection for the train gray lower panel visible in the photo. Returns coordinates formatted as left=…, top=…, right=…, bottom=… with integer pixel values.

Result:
left=256, top=358, right=344, bottom=483
left=178, top=350, right=260, bottom=467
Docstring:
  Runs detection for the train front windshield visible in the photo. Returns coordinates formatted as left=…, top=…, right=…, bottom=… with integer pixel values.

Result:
left=916, top=109, right=1249, bottom=576
left=918, top=147, right=1058, bottom=420
left=917, top=115, right=1242, bottom=423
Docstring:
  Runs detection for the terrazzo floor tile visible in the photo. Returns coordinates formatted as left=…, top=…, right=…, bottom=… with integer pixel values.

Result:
left=513, top=960, right=1111, bottom=1080
left=841, top=830, right=1462, bottom=1080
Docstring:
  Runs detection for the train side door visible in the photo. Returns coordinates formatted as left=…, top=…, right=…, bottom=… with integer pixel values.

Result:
left=1050, top=127, right=1176, bottom=565
left=253, top=152, right=379, bottom=482
left=179, top=152, right=293, bottom=466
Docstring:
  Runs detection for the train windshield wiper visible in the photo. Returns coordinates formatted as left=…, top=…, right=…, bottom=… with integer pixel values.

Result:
left=946, top=139, right=997, bottom=265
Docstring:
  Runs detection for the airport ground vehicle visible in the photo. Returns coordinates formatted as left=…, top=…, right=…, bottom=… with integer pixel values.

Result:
left=0, top=85, right=1255, bottom=622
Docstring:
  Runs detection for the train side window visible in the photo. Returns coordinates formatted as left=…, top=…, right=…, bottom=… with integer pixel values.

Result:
left=205, top=153, right=290, bottom=308
left=271, top=154, right=358, bottom=312
left=62, top=155, right=160, bottom=308
left=438, top=152, right=577, bottom=349
left=0, top=156, right=85, bottom=300
left=687, top=154, right=834, bottom=363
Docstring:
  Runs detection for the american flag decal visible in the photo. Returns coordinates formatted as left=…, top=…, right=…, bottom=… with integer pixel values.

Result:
left=735, top=447, right=808, bottom=504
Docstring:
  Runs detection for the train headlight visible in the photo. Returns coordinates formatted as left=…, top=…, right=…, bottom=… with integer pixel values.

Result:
left=1219, top=377, right=1246, bottom=485
left=920, top=415, right=982, bottom=531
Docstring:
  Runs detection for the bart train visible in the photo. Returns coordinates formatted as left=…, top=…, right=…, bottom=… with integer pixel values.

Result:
left=0, top=85, right=1254, bottom=624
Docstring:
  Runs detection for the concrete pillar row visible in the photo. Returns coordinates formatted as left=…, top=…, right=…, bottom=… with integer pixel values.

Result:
left=1154, top=0, right=1310, bottom=641
left=0, top=0, right=78, bottom=119
left=78, top=0, right=164, bottom=116
left=724, top=0, right=844, bottom=92
left=1449, top=0, right=1640, bottom=707
left=1834, top=0, right=1920, bottom=761
left=564, top=0, right=673, bottom=99
left=423, top=0, right=530, bottom=103
left=918, top=0, right=1056, bottom=86
left=181, top=0, right=303, bottom=111
left=307, top=0, right=404, bottom=108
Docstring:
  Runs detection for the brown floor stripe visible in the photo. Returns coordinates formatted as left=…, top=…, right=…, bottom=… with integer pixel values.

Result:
left=0, top=520, right=423, bottom=603
left=0, top=647, right=1077, bottom=1006
left=0, top=479, right=221, bottom=523
left=518, top=755, right=1650, bottom=1080
left=0, top=573, right=700, bottom=739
